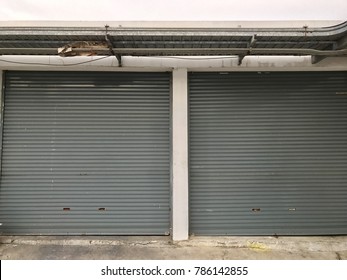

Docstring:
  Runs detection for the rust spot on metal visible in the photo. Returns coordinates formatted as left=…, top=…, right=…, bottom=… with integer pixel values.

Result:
left=63, top=207, right=70, bottom=211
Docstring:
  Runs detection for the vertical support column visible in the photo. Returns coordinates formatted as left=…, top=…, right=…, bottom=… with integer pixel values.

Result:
left=172, top=68, right=189, bottom=241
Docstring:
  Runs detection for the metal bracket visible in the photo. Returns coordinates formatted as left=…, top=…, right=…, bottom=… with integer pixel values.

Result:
left=239, top=34, right=257, bottom=65
left=238, top=55, right=245, bottom=65
left=105, top=25, right=122, bottom=67
left=250, top=34, right=257, bottom=48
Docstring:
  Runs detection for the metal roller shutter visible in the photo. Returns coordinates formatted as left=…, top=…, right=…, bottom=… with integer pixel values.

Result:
left=0, top=71, right=171, bottom=235
left=189, top=71, right=347, bottom=235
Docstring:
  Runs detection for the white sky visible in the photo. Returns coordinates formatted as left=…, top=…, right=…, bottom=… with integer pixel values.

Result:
left=0, top=0, right=346, bottom=21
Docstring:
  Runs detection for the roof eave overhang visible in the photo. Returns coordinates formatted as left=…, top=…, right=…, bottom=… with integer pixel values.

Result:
left=0, top=20, right=346, bottom=65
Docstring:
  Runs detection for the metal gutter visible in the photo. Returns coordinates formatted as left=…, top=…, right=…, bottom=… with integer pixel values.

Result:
left=1, top=47, right=347, bottom=56
left=0, top=20, right=343, bottom=28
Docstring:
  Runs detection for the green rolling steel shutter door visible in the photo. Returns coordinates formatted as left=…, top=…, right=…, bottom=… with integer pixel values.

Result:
left=189, top=71, right=347, bottom=235
left=0, top=71, right=170, bottom=235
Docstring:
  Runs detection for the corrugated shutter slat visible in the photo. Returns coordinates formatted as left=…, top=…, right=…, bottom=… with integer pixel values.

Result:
left=0, top=71, right=170, bottom=235
left=189, top=72, right=347, bottom=235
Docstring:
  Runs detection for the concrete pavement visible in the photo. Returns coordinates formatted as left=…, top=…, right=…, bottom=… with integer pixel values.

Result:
left=1, top=236, right=346, bottom=260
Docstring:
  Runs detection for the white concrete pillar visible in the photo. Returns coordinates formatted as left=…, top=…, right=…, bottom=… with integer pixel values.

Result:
left=172, top=68, right=189, bottom=241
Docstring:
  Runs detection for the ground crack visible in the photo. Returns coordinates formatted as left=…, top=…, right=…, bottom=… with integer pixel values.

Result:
left=222, top=250, right=228, bottom=260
